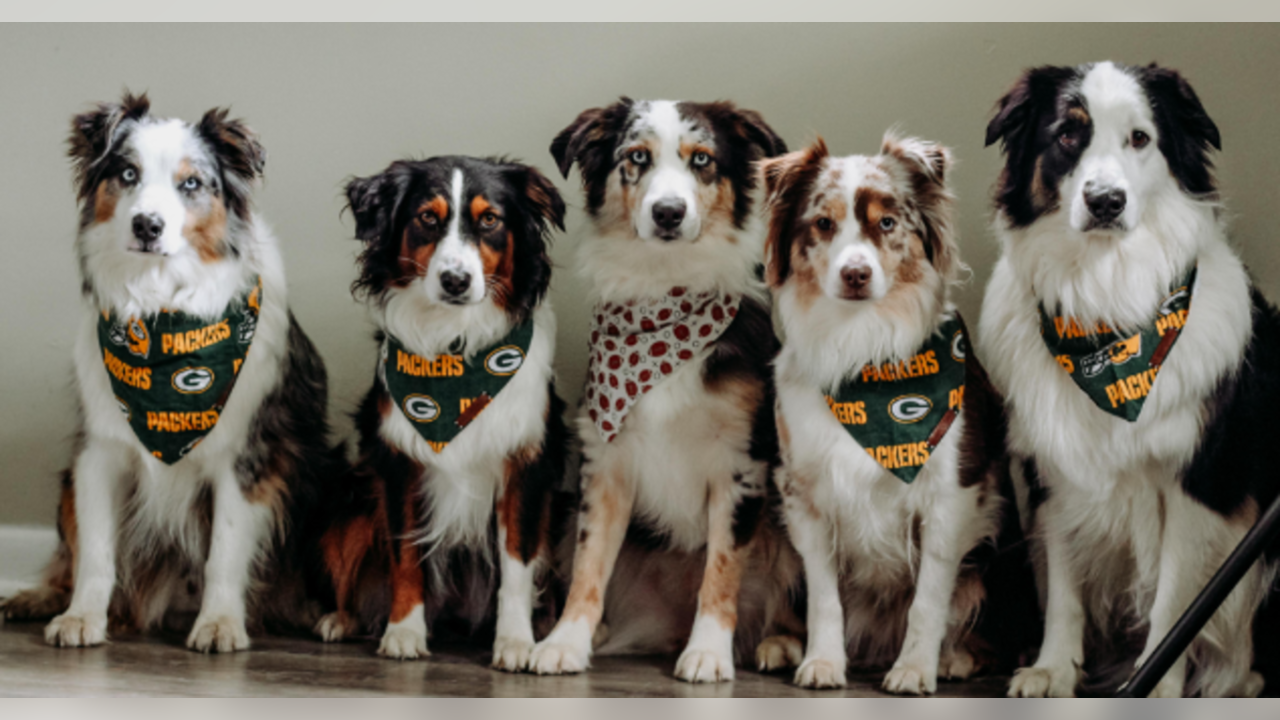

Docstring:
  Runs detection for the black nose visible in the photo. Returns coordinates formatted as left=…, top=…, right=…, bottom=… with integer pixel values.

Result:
left=841, top=263, right=872, bottom=292
left=439, top=269, right=472, bottom=298
left=132, top=213, right=164, bottom=243
left=651, top=199, right=687, bottom=234
left=1084, top=184, right=1126, bottom=223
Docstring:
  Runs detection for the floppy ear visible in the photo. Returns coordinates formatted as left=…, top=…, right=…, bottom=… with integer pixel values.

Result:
left=882, top=134, right=961, bottom=285
left=344, top=165, right=409, bottom=245
left=67, top=90, right=150, bottom=199
left=499, top=162, right=565, bottom=316
left=549, top=97, right=633, bottom=179
left=985, top=65, right=1077, bottom=150
left=697, top=101, right=789, bottom=229
left=198, top=107, right=266, bottom=220
left=513, top=164, right=567, bottom=232
left=1140, top=63, right=1220, bottom=196
left=725, top=107, right=788, bottom=160
left=758, top=138, right=827, bottom=288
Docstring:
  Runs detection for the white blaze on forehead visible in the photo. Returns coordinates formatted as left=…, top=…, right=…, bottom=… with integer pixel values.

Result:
left=630, top=100, right=709, bottom=241
left=425, top=167, right=485, bottom=304
left=813, top=155, right=891, bottom=302
left=1080, top=62, right=1154, bottom=136
left=127, top=119, right=205, bottom=253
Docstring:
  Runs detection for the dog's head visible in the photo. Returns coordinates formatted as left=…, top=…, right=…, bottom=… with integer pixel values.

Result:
left=985, top=61, right=1220, bottom=235
left=346, top=156, right=564, bottom=319
left=70, top=92, right=265, bottom=266
left=760, top=134, right=959, bottom=310
left=551, top=98, right=786, bottom=243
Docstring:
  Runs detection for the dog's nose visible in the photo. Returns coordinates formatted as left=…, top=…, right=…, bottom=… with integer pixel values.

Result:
left=1084, top=183, right=1126, bottom=224
left=439, top=269, right=472, bottom=298
left=651, top=199, right=687, bottom=235
left=132, top=213, right=164, bottom=243
left=841, top=263, right=872, bottom=292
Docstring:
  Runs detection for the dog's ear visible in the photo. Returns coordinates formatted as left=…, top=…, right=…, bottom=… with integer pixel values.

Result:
left=1139, top=63, right=1220, bottom=196
left=696, top=101, right=789, bottom=229
left=67, top=90, right=150, bottom=199
left=719, top=106, right=788, bottom=160
left=549, top=97, right=634, bottom=180
left=985, top=66, right=1075, bottom=150
left=198, top=107, right=266, bottom=220
left=509, top=163, right=567, bottom=232
left=499, top=161, right=565, bottom=317
left=758, top=138, right=827, bottom=288
left=882, top=133, right=962, bottom=285
left=345, top=164, right=410, bottom=246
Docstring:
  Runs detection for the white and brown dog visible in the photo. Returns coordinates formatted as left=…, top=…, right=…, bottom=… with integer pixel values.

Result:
left=982, top=61, right=1280, bottom=697
left=761, top=134, right=1037, bottom=694
left=524, top=98, right=802, bottom=683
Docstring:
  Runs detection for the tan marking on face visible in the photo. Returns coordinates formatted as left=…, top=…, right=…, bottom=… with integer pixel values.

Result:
left=421, top=196, right=448, bottom=223
left=93, top=181, right=118, bottom=224
left=479, top=231, right=516, bottom=309
left=470, top=195, right=492, bottom=222
left=893, top=234, right=927, bottom=285
left=853, top=186, right=896, bottom=249
left=1066, top=106, right=1090, bottom=126
left=173, top=159, right=195, bottom=185
left=182, top=195, right=228, bottom=263
left=396, top=224, right=438, bottom=286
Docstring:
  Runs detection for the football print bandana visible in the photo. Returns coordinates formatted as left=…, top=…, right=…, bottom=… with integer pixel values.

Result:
left=825, top=315, right=969, bottom=484
left=1038, top=266, right=1195, bottom=422
left=98, top=278, right=262, bottom=465
left=381, top=319, right=534, bottom=454
left=585, top=287, right=740, bottom=442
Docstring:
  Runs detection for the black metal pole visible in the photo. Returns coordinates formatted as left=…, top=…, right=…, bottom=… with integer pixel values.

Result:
left=1118, top=492, right=1280, bottom=697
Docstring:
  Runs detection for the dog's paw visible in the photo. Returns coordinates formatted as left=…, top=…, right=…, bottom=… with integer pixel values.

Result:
left=187, top=615, right=250, bottom=653
left=491, top=637, right=535, bottom=673
left=1007, top=664, right=1078, bottom=698
left=883, top=663, right=937, bottom=695
left=1148, top=674, right=1185, bottom=699
left=938, top=646, right=977, bottom=681
left=377, top=624, right=429, bottom=660
left=1239, top=671, right=1266, bottom=698
left=675, top=647, right=735, bottom=683
left=528, top=640, right=590, bottom=675
left=794, top=657, right=847, bottom=689
left=44, top=611, right=108, bottom=648
left=4, top=586, right=71, bottom=621
left=314, top=611, right=358, bottom=643
left=756, top=635, right=803, bottom=672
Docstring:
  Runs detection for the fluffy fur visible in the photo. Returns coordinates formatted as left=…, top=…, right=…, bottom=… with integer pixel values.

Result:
left=524, top=98, right=802, bottom=683
left=314, top=156, right=571, bottom=671
left=982, top=61, right=1280, bottom=697
left=762, top=134, right=1038, bottom=694
left=2, top=93, right=336, bottom=651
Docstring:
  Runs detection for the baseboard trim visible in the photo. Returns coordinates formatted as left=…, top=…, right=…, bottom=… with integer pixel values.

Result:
left=0, top=525, right=57, bottom=598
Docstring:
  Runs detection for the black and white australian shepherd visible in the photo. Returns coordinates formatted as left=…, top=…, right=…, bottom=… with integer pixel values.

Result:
left=524, top=98, right=803, bottom=683
left=1, top=93, right=335, bottom=651
left=760, top=134, right=1038, bottom=693
left=313, top=155, right=570, bottom=671
left=981, top=61, right=1280, bottom=697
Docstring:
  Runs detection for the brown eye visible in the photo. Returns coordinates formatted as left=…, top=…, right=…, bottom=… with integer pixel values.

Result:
left=1131, top=130, right=1150, bottom=150
left=1059, top=131, right=1080, bottom=151
left=479, top=212, right=500, bottom=229
left=879, top=217, right=897, bottom=232
left=814, top=217, right=833, bottom=232
left=420, top=212, right=439, bottom=227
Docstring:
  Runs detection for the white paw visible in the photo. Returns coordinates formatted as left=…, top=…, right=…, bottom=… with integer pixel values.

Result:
left=377, top=624, right=429, bottom=660
left=794, top=656, right=847, bottom=689
left=1239, top=671, right=1265, bottom=698
left=314, top=611, right=357, bottom=643
left=756, top=635, right=803, bottom=672
left=1007, top=664, right=1078, bottom=698
left=675, top=647, right=735, bottom=683
left=491, top=636, right=535, bottom=672
left=527, top=640, right=590, bottom=675
left=883, top=663, right=937, bottom=695
left=1148, top=675, right=1184, bottom=698
left=4, top=586, right=70, bottom=621
left=44, top=611, right=108, bottom=648
left=186, top=614, right=251, bottom=653
left=939, top=647, right=977, bottom=680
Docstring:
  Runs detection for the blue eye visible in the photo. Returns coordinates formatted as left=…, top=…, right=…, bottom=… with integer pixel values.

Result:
left=691, top=151, right=711, bottom=168
left=879, top=217, right=897, bottom=232
left=181, top=177, right=201, bottom=191
left=628, top=149, right=650, bottom=165
left=121, top=167, right=138, bottom=183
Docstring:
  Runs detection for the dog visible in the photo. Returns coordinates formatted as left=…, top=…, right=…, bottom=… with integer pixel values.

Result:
left=759, top=133, right=1038, bottom=694
left=1, top=92, right=335, bottom=652
left=981, top=61, right=1280, bottom=697
left=312, top=155, right=570, bottom=671
left=524, top=97, right=803, bottom=683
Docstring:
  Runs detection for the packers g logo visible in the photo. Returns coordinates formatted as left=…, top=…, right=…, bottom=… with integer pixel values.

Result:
left=402, top=394, right=440, bottom=423
left=485, top=346, right=525, bottom=376
left=889, top=395, right=933, bottom=424
left=951, top=331, right=966, bottom=362
left=127, top=318, right=151, bottom=359
left=172, top=367, right=215, bottom=394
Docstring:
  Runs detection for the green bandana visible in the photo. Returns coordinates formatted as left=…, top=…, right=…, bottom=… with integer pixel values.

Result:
left=1038, top=266, right=1195, bottom=422
left=824, top=315, right=969, bottom=483
left=98, top=278, right=262, bottom=464
left=381, top=319, right=535, bottom=454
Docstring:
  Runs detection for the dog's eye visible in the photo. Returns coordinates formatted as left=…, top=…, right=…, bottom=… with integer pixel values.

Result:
left=180, top=177, right=201, bottom=192
left=420, top=212, right=439, bottom=227
left=879, top=217, right=897, bottom=232
left=1058, top=130, right=1080, bottom=151
left=479, top=212, right=500, bottom=229
left=691, top=151, right=711, bottom=168
left=121, top=167, right=138, bottom=184
left=814, top=217, right=834, bottom=232
left=628, top=149, right=650, bottom=166
left=1131, top=130, right=1151, bottom=150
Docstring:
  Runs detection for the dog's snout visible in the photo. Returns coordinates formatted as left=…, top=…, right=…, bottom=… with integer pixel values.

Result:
left=439, top=269, right=472, bottom=298
left=651, top=198, right=687, bottom=235
left=841, top=263, right=872, bottom=292
left=1084, top=183, right=1127, bottom=224
left=132, top=213, right=164, bottom=243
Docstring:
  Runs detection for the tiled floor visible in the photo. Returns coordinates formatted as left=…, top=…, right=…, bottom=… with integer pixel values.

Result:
left=0, top=620, right=1010, bottom=697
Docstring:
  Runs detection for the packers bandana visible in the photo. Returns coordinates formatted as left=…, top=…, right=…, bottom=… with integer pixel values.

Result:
left=825, top=315, right=969, bottom=484
left=381, top=319, right=534, bottom=454
left=585, top=287, right=740, bottom=442
left=98, top=278, right=262, bottom=465
left=1038, top=266, right=1195, bottom=422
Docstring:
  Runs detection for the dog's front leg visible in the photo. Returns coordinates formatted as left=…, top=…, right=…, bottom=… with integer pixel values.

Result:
left=186, top=470, right=271, bottom=653
left=377, top=489, right=429, bottom=660
left=781, top=468, right=847, bottom=689
left=45, top=442, right=128, bottom=647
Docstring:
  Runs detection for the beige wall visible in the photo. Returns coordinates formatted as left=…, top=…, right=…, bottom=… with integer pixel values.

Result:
left=1, top=24, right=1278, bottom=526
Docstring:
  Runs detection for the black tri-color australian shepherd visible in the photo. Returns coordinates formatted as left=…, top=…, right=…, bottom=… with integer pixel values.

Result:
left=313, top=155, right=570, bottom=671
left=981, top=61, right=1280, bottom=697
left=524, top=98, right=804, bottom=683
left=1, top=93, right=336, bottom=651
